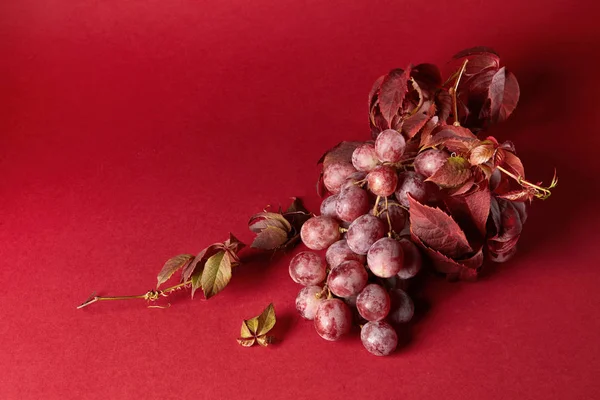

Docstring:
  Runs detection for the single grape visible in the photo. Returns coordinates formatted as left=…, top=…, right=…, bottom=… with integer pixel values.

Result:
left=414, top=149, right=449, bottom=178
left=346, top=214, right=386, bottom=255
left=352, top=143, right=379, bottom=172
left=314, top=299, right=352, bottom=341
left=356, top=284, right=391, bottom=321
left=372, top=200, right=406, bottom=233
left=295, top=286, right=324, bottom=320
left=327, top=260, right=368, bottom=298
left=375, top=129, right=406, bottom=163
left=325, top=239, right=366, bottom=269
left=336, top=185, right=370, bottom=222
left=361, top=321, right=398, bottom=356
left=367, top=237, right=404, bottom=278
left=320, top=195, right=338, bottom=218
left=300, top=216, right=341, bottom=250
left=367, top=165, right=398, bottom=197
left=396, top=239, right=422, bottom=279
left=394, top=171, right=428, bottom=208
left=289, top=251, right=327, bottom=285
left=388, top=289, right=414, bottom=324
left=323, top=162, right=357, bottom=194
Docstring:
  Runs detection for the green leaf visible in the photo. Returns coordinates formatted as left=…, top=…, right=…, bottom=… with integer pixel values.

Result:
left=237, top=303, right=276, bottom=347
left=200, top=251, right=232, bottom=299
left=156, top=254, right=194, bottom=289
left=190, top=265, right=203, bottom=299
left=250, top=226, right=288, bottom=250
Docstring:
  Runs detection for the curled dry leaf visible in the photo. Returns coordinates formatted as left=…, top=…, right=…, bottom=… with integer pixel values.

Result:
left=237, top=303, right=276, bottom=347
left=249, top=197, right=313, bottom=251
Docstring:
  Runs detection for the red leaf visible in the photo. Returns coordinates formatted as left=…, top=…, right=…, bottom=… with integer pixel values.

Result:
left=411, top=63, right=442, bottom=91
left=368, top=75, right=384, bottom=110
left=402, top=101, right=436, bottom=138
left=426, top=156, right=473, bottom=188
left=502, top=151, right=525, bottom=177
left=445, top=188, right=491, bottom=237
left=410, top=231, right=483, bottom=280
left=453, top=46, right=499, bottom=60
left=378, top=67, right=411, bottom=127
left=494, top=69, right=519, bottom=123
left=408, top=196, right=473, bottom=258
left=435, top=90, right=453, bottom=123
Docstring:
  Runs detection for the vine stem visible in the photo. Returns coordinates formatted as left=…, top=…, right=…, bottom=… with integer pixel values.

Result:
left=449, top=59, right=469, bottom=126
left=77, top=280, right=192, bottom=309
left=497, top=166, right=557, bottom=200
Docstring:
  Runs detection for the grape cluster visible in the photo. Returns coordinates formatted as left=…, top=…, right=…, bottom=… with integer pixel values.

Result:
left=291, top=129, right=427, bottom=356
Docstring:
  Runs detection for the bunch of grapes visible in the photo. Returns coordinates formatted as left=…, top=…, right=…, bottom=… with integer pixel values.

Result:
left=288, top=47, right=556, bottom=356
left=290, top=129, right=426, bottom=356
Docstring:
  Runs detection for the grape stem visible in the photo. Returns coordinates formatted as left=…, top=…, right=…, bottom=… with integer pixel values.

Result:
left=77, top=281, right=192, bottom=309
left=384, top=197, right=393, bottom=237
left=496, top=166, right=558, bottom=200
left=373, top=195, right=381, bottom=216
left=449, top=59, right=469, bottom=127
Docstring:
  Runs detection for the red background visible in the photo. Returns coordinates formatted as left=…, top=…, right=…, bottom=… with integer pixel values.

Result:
left=2, top=1, right=599, bottom=399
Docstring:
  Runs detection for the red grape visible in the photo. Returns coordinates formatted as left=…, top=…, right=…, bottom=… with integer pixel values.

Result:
left=327, top=260, right=368, bottom=298
left=367, top=165, right=398, bottom=197
left=388, top=289, right=414, bottom=324
left=295, top=285, right=324, bottom=320
left=396, top=239, right=422, bottom=279
left=394, top=171, right=428, bottom=208
left=289, top=251, right=327, bottom=286
left=356, top=284, right=390, bottom=321
left=323, top=162, right=357, bottom=194
left=336, top=185, right=370, bottom=222
left=414, top=149, right=449, bottom=178
left=314, top=299, right=352, bottom=341
left=375, top=129, right=406, bottom=163
left=300, top=216, right=341, bottom=250
left=361, top=321, right=398, bottom=356
left=346, top=214, right=386, bottom=255
left=352, top=143, right=379, bottom=172
left=325, top=239, right=366, bottom=269
left=367, top=237, right=404, bottom=278
left=320, top=195, right=338, bottom=218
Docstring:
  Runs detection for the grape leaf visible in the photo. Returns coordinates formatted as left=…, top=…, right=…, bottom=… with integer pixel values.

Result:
left=490, top=67, right=521, bottom=122
left=237, top=303, right=276, bottom=347
left=250, top=226, right=289, bottom=250
left=469, top=143, right=495, bottom=165
left=411, top=63, right=442, bottom=90
left=378, top=67, right=411, bottom=127
left=156, top=254, right=194, bottom=289
left=410, top=230, right=483, bottom=281
left=402, top=101, right=436, bottom=138
left=248, top=212, right=292, bottom=233
left=453, top=46, right=499, bottom=60
left=426, top=156, right=472, bottom=188
left=200, top=250, right=232, bottom=299
left=182, top=244, right=222, bottom=282
left=497, top=189, right=535, bottom=202
left=408, top=195, right=473, bottom=258
left=318, top=141, right=362, bottom=168
left=368, top=75, right=384, bottom=110
left=445, top=188, right=491, bottom=237
left=502, top=150, right=525, bottom=177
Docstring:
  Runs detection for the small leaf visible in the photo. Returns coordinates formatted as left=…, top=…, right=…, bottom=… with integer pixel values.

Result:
left=256, top=303, right=276, bottom=336
left=250, top=226, right=289, bottom=250
left=248, top=212, right=292, bottom=233
left=445, top=188, right=491, bottom=237
left=182, top=244, right=221, bottom=282
left=426, top=156, right=473, bottom=188
left=379, top=67, right=411, bottom=127
left=502, top=151, right=525, bottom=177
left=156, top=254, right=194, bottom=289
left=408, top=195, right=473, bottom=258
left=200, top=250, right=232, bottom=299
left=238, top=303, right=277, bottom=348
left=190, top=265, right=204, bottom=299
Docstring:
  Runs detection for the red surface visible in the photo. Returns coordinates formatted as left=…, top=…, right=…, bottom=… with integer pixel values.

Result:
left=1, top=1, right=599, bottom=399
